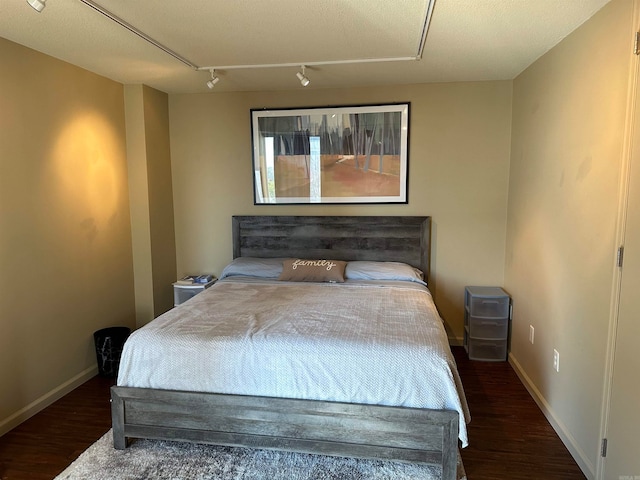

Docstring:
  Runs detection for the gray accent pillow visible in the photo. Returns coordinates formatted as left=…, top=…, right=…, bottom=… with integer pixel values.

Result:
left=278, top=259, right=346, bottom=283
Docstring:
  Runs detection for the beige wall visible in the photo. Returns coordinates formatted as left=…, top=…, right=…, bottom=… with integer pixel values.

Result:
left=169, top=82, right=512, bottom=340
left=0, top=3, right=630, bottom=473
left=0, top=37, right=136, bottom=434
left=125, top=86, right=154, bottom=325
left=144, top=86, right=177, bottom=318
left=125, top=85, right=176, bottom=326
left=505, top=0, right=634, bottom=476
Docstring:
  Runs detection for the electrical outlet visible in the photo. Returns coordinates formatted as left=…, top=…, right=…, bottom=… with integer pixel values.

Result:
left=529, top=325, right=535, bottom=344
left=553, top=349, right=560, bottom=372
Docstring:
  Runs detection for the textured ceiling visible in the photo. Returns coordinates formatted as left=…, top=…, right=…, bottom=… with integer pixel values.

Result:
left=0, top=0, right=611, bottom=94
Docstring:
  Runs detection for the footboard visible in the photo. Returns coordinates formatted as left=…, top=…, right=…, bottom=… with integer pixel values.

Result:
left=111, top=386, right=459, bottom=480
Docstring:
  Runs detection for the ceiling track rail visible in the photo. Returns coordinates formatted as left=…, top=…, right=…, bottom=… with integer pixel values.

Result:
left=77, top=0, right=200, bottom=70
left=195, top=56, right=420, bottom=72
left=416, top=0, right=437, bottom=59
left=198, top=0, right=437, bottom=72
left=78, top=0, right=436, bottom=74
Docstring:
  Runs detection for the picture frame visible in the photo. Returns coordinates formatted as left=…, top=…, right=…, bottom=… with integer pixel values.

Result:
left=251, top=103, right=409, bottom=204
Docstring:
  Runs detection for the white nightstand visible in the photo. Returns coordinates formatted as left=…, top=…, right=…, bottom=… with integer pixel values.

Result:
left=173, top=279, right=216, bottom=306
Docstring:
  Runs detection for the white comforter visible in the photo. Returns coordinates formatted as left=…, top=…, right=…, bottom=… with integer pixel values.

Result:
left=117, top=277, right=470, bottom=446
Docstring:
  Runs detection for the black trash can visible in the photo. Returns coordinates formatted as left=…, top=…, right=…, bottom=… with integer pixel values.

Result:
left=93, top=326, right=131, bottom=377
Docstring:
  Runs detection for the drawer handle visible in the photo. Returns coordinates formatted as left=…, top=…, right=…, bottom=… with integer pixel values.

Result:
left=482, top=300, right=500, bottom=304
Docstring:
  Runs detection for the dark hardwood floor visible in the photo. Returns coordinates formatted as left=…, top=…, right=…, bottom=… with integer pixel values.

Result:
left=0, top=347, right=586, bottom=479
left=0, top=375, right=115, bottom=480
left=452, top=347, right=586, bottom=479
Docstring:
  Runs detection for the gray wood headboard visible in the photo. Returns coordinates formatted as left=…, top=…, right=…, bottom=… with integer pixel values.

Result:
left=232, top=216, right=432, bottom=279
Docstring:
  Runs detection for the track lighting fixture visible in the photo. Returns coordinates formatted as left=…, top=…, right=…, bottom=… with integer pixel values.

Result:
left=71, top=0, right=435, bottom=88
left=296, top=65, right=310, bottom=87
left=206, top=69, right=220, bottom=89
left=27, top=0, right=46, bottom=12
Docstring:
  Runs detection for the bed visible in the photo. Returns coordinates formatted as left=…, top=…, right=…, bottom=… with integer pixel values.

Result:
left=111, top=215, right=469, bottom=480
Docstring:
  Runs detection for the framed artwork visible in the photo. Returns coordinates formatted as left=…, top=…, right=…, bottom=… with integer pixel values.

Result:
left=251, top=103, right=409, bottom=204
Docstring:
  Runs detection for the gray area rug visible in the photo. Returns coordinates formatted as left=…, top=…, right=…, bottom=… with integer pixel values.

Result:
left=56, top=430, right=467, bottom=479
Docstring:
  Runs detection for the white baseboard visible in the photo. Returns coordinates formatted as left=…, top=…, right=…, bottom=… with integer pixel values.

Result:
left=449, top=335, right=464, bottom=347
left=0, top=365, right=98, bottom=437
left=508, top=353, right=595, bottom=479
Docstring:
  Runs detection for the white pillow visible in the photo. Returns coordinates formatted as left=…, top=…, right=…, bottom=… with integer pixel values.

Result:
left=345, top=261, right=427, bottom=286
left=220, top=257, right=289, bottom=279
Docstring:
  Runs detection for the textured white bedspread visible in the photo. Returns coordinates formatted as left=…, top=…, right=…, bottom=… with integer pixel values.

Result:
left=117, top=278, right=470, bottom=446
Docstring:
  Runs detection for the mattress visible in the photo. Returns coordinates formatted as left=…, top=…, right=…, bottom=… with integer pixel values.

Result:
left=117, top=277, right=470, bottom=446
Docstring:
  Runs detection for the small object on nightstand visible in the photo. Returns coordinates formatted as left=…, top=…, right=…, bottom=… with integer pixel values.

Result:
left=194, top=274, right=215, bottom=284
left=173, top=276, right=217, bottom=306
left=463, top=286, right=511, bottom=361
left=176, top=274, right=216, bottom=285
left=176, top=275, right=197, bottom=285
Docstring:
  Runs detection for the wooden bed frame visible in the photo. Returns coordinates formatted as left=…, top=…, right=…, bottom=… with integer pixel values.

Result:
left=111, top=215, right=460, bottom=480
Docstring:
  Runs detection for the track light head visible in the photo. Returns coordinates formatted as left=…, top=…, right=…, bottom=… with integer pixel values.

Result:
left=206, top=69, right=220, bottom=89
left=296, top=66, right=310, bottom=87
left=27, top=0, right=46, bottom=11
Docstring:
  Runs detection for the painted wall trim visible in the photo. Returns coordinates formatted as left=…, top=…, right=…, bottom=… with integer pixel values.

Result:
left=509, top=353, right=595, bottom=480
left=0, top=366, right=98, bottom=437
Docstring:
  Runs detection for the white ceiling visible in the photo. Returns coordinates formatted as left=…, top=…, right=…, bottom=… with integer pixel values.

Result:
left=0, top=0, right=611, bottom=94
